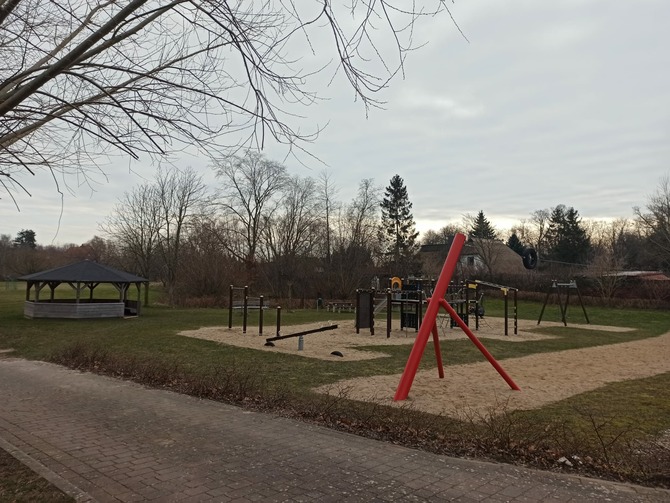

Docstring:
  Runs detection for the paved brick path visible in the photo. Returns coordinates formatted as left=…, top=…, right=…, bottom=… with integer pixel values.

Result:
left=0, top=359, right=668, bottom=502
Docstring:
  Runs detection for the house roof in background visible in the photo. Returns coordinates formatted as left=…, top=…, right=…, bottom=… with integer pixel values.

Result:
left=419, top=238, right=526, bottom=275
left=606, top=271, right=670, bottom=281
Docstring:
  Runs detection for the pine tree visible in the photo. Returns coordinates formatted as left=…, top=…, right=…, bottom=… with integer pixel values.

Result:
left=380, top=175, right=419, bottom=271
left=13, top=229, right=36, bottom=249
left=506, top=233, right=525, bottom=255
left=470, top=210, right=497, bottom=239
left=546, top=205, right=590, bottom=264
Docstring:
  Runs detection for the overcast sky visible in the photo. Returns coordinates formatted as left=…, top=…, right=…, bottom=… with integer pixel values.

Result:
left=3, top=0, right=670, bottom=246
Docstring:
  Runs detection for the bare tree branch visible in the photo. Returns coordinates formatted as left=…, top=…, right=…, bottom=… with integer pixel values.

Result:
left=1, top=0, right=460, bottom=204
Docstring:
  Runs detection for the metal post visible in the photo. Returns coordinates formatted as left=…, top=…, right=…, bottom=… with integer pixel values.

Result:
left=431, top=323, right=444, bottom=379
left=504, top=289, right=509, bottom=336
left=575, top=282, right=590, bottom=324
left=514, top=289, right=518, bottom=335
left=259, top=295, right=264, bottom=336
left=243, top=285, right=249, bottom=334
left=355, top=289, right=361, bottom=334
left=228, top=284, right=233, bottom=329
left=417, top=290, right=423, bottom=330
left=556, top=283, right=567, bottom=326
left=474, top=284, right=480, bottom=331
left=386, top=289, right=392, bottom=338
left=537, top=281, right=554, bottom=325
left=370, top=288, right=375, bottom=336
left=276, top=306, right=282, bottom=336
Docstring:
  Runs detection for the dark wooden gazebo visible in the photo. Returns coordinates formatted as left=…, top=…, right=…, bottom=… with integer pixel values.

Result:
left=19, top=261, right=148, bottom=319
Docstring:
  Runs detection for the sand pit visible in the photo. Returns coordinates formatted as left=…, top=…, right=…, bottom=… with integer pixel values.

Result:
left=179, top=317, right=670, bottom=417
left=179, top=317, right=630, bottom=361
left=316, top=332, right=670, bottom=418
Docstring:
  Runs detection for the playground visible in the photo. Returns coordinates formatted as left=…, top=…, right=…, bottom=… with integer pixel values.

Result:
left=179, top=233, right=670, bottom=419
left=177, top=316, right=668, bottom=419
left=2, top=260, right=669, bottom=486
left=180, top=316, right=627, bottom=361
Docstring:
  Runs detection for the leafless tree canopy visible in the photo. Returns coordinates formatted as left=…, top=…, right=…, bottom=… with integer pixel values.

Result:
left=635, top=175, right=670, bottom=258
left=0, top=0, right=456, bottom=205
left=99, top=165, right=209, bottom=305
left=214, top=150, right=288, bottom=272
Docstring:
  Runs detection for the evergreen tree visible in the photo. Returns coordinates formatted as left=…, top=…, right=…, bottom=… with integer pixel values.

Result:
left=380, top=175, right=419, bottom=271
left=545, top=205, right=565, bottom=254
left=506, top=233, right=525, bottom=255
left=546, top=205, right=590, bottom=264
left=13, top=229, right=36, bottom=249
left=469, top=210, right=497, bottom=239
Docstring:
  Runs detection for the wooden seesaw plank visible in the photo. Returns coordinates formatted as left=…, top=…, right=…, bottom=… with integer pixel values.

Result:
left=265, top=324, right=338, bottom=343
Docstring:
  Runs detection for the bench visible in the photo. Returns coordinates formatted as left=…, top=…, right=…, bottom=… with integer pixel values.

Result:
left=326, top=301, right=354, bottom=313
left=231, top=299, right=267, bottom=310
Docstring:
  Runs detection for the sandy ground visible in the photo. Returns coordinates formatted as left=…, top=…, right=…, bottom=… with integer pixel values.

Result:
left=179, top=317, right=670, bottom=418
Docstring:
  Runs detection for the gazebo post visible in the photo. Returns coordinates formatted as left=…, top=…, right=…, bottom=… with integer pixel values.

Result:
left=144, top=282, right=149, bottom=307
left=49, top=281, right=59, bottom=302
left=136, top=283, right=142, bottom=315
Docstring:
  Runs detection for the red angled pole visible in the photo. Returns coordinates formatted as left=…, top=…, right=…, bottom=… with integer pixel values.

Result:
left=431, top=322, right=444, bottom=379
left=439, top=299, right=520, bottom=391
left=394, top=233, right=466, bottom=401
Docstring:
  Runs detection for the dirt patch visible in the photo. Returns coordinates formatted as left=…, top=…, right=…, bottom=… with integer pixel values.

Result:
left=180, top=316, right=619, bottom=361
left=316, top=332, right=670, bottom=418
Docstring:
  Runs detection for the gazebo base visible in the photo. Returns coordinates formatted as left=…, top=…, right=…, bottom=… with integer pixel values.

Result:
left=24, top=301, right=125, bottom=319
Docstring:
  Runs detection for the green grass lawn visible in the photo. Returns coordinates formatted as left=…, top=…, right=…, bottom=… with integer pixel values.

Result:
left=0, top=447, right=73, bottom=503
left=1, top=282, right=669, bottom=487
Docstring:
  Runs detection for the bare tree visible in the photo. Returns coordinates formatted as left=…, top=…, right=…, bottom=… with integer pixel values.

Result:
left=100, top=165, right=208, bottom=304
left=1, top=0, right=459, bottom=205
left=317, top=169, right=340, bottom=265
left=344, top=178, right=382, bottom=249
left=100, top=182, right=162, bottom=279
left=179, top=216, right=241, bottom=299
left=586, top=219, right=631, bottom=300
left=262, top=174, right=322, bottom=297
left=420, top=224, right=463, bottom=245
left=329, top=178, right=381, bottom=296
left=155, top=166, right=210, bottom=305
left=0, top=233, right=12, bottom=278
left=214, top=151, right=287, bottom=280
left=263, top=175, right=321, bottom=262
left=528, top=209, right=551, bottom=255
left=634, top=175, right=670, bottom=269
left=64, top=235, right=118, bottom=264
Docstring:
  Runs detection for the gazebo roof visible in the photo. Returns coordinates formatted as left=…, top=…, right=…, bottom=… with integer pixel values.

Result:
left=19, top=261, right=147, bottom=283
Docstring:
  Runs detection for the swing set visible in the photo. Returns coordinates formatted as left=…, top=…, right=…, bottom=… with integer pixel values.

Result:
left=537, top=280, right=590, bottom=326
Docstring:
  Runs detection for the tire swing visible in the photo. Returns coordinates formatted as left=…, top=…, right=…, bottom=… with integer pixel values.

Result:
left=522, top=247, right=538, bottom=270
